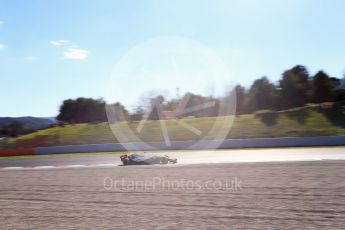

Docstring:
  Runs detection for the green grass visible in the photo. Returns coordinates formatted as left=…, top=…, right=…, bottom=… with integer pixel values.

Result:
left=2, top=106, right=345, bottom=149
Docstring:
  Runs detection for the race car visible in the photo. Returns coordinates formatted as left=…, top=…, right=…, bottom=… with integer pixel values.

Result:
left=120, top=153, right=177, bottom=166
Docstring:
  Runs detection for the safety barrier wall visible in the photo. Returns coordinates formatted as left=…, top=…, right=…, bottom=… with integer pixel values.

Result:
left=34, top=136, right=345, bottom=155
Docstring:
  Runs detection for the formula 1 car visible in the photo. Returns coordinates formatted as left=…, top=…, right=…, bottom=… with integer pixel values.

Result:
left=120, top=153, right=177, bottom=166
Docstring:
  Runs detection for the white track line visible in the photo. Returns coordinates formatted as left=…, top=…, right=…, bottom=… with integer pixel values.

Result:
left=0, top=164, right=118, bottom=171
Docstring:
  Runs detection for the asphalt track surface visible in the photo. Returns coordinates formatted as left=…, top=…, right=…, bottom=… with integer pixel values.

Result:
left=1, top=148, right=345, bottom=229
left=0, top=147, right=345, bottom=168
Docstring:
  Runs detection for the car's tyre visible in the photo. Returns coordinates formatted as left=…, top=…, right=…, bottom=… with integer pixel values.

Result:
left=160, top=157, right=169, bottom=164
left=170, top=158, right=177, bottom=164
left=122, top=159, right=129, bottom=165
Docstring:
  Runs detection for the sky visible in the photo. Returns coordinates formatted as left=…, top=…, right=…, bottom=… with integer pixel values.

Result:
left=1, top=0, right=345, bottom=117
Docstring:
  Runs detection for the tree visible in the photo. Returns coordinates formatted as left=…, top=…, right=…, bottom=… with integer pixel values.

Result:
left=247, top=77, right=278, bottom=111
left=147, top=95, right=165, bottom=120
left=176, top=92, right=218, bottom=117
left=107, top=102, right=129, bottom=122
left=311, top=71, right=334, bottom=103
left=57, top=98, right=107, bottom=123
left=129, top=107, right=144, bottom=121
left=233, top=85, right=247, bottom=114
left=164, top=98, right=179, bottom=111
left=0, top=122, right=28, bottom=137
left=279, top=65, right=310, bottom=108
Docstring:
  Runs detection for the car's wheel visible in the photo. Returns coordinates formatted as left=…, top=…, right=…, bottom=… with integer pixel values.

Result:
left=170, top=158, right=177, bottom=164
left=160, top=157, right=169, bottom=164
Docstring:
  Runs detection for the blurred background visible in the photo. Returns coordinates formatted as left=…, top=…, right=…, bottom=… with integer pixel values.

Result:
left=1, top=0, right=345, bottom=150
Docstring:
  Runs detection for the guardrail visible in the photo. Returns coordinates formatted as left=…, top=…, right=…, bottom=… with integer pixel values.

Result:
left=33, top=136, right=345, bottom=155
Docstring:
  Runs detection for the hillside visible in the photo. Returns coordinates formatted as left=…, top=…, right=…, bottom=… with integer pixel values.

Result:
left=2, top=105, right=345, bottom=149
left=0, top=117, right=56, bottom=130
